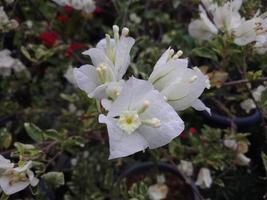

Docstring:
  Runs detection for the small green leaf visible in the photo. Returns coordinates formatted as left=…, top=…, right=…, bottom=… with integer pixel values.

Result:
left=24, top=123, right=44, bottom=142
left=261, top=152, right=267, bottom=174
left=42, top=172, right=65, bottom=189
left=192, top=47, right=218, bottom=61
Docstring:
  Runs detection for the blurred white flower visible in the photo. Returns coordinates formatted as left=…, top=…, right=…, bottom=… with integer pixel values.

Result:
left=99, top=77, right=184, bottom=159
left=240, top=85, right=266, bottom=113
left=0, top=49, right=26, bottom=77
left=195, top=168, right=212, bottom=189
left=236, top=153, right=251, bottom=166
left=148, top=175, right=168, bottom=200
left=0, top=155, right=14, bottom=173
left=0, top=7, right=19, bottom=32
left=177, top=160, right=194, bottom=177
left=148, top=48, right=210, bottom=113
left=189, top=0, right=243, bottom=41
left=148, top=183, right=168, bottom=200
left=52, top=0, right=96, bottom=13
left=0, top=161, right=39, bottom=195
left=129, top=13, right=141, bottom=24
left=240, top=99, right=256, bottom=113
left=223, top=138, right=237, bottom=150
left=74, top=25, right=135, bottom=100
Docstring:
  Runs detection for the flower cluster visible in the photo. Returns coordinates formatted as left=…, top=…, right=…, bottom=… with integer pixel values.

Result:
left=74, top=25, right=210, bottom=159
left=0, top=155, right=38, bottom=195
left=189, top=0, right=267, bottom=54
left=52, top=0, right=96, bottom=13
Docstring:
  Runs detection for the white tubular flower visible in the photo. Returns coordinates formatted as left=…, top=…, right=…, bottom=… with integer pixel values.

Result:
left=148, top=48, right=210, bottom=113
left=236, top=153, right=251, bottom=166
left=189, top=0, right=243, bottom=41
left=74, top=25, right=135, bottom=100
left=52, top=0, right=96, bottom=13
left=0, top=161, right=39, bottom=195
left=177, top=160, right=194, bottom=177
left=99, top=77, right=184, bottom=159
left=188, top=5, right=218, bottom=41
left=0, top=49, right=26, bottom=77
left=212, top=0, right=243, bottom=33
left=195, top=168, right=212, bottom=189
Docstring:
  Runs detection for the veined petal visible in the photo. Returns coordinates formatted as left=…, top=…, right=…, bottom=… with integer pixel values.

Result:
left=83, top=48, right=115, bottom=72
left=0, top=176, right=29, bottom=195
left=73, top=64, right=98, bottom=96
left=188, top=19, right=217, bottom=40
left=192, top=99, right=211, bottom=114
left=108, top=77, right=154, bottom=117
left=99, top=115, right=148, bottom=159
left=138, top=90, right=184, bottom=149
left=114, top=37, right=135, bottom=79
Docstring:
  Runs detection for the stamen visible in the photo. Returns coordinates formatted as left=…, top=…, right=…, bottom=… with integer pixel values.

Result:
left=172, top=50, right=183, bottom=59
left=163, top=96, right=168, bottom=101
left=138, top=100, right=150, bottom=114
left=142, top=118, right=161, bottom=128
left=113, top=25, right=120, bottom=43
left=122, top=27, right=129, bottom=37
left=188, top=75, right=198, bottom=83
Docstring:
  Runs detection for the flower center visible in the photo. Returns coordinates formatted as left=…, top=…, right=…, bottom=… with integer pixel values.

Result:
left=118, top=111, right=141, bottom=134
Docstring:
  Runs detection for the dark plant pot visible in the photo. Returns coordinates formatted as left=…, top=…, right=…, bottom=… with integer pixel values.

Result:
left=117, top=161, right=203, bottom=200
left=201, top=109, right=261, bottom=130
left=0, top=114, right=15, bottom=127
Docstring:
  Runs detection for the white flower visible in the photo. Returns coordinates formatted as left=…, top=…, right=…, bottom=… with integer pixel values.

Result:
left=240, top=99, right=256, bottom=113
left=0, top=155, right=14, bottom=173
left=177, top=160, right=194, bottom=177
left=129, top=13, right=141, bottom=24
left=223, top=138, right=237, bottom=150
left=0, top=161, right=39, bottom=195
left=0, top=7, right=18, bottom=32
left=195, top=168, right=212, bottom=189
left=189, top=0, right=243, bottom=41
left=240, top=85, right=265, bottom=113
left=148, top=48, right=210, bottom=113
left=52, top=0, right=96, bottom=13
left=148, top=183, right=168, bottom=200
left=74, top=25, right=135, bottom=100
left=99, top=77, right=184, bottom=159
left=64, top=65, right=77, bottom=86
left=0, top=49, right=26, bottom=77
left=188, top=5, right=218, bottom=41
left=252, top=85, right=265, bottom=101
left=236, top=153, right=250, bottom=166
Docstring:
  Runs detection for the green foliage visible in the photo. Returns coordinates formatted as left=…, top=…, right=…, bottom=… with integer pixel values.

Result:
left=42, top=172, right=65, bottom=189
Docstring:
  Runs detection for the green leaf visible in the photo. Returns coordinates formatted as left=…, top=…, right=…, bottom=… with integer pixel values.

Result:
left=42, top=172, right=65, bottom=189
left=0, top=128, right=12, bottom=149
left=24, top=123, right=44, bottom=142
left=192, top=47, right=218, bottom=61
left=261, top=152, right=267, bottom=174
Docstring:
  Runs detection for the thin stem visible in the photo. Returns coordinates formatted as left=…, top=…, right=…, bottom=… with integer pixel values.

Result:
left=224, top=77, right=267, bottom=86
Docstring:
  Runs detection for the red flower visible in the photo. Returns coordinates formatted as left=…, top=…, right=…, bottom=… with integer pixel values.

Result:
left=65, top=43, right=87, bottom=58
left=39, top=31, right=59, bottom=48
left=57, top=15, right=69, bottom=23
left=94, top=7, right=104, bottom=14
left=64, top=5, right=73, bottom=14
left=189, top=127, right=197, bottom=135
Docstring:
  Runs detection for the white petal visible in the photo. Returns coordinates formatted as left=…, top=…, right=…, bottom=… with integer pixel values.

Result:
left=0, top=176, right=29, bottom=195
left=108, top=77, right=154, bottom=117
left=99, top=115, right=148, bottom=159
left=27, top=170, right=39, bottom=186
left=101, top=99, right=112, bottom=111
left=138, top=91, right=184, bottom=149
left=114, top=37, right=135, bottom=79
left=192, top=99, right=211, bottom=114
left=73, top=65, right=98, bottom=96
left=83, top=48, right=114, bottom=71
left=188, top=19, right=217, bottom=41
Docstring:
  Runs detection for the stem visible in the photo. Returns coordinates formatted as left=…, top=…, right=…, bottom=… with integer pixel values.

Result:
left=0, top=193, right=9, bottom=200
left=224, top=77, right=267, bottom=86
